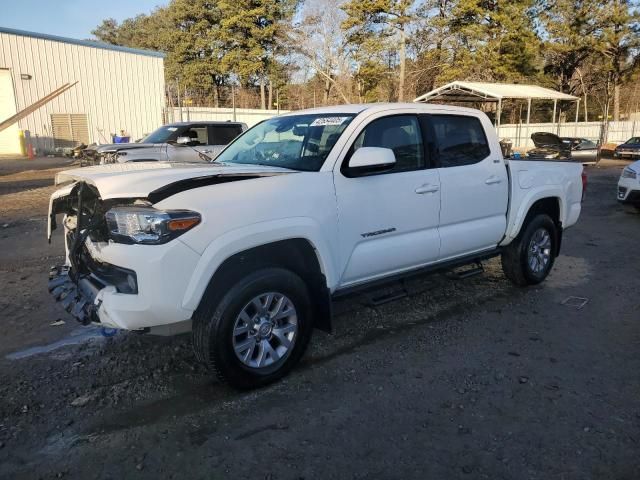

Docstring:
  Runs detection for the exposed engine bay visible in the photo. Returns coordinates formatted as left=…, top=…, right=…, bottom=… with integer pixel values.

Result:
left=48, top=183, right=143, bottom=324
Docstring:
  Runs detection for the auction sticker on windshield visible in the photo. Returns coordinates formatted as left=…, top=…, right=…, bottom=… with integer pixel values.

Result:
left=310, top=117, right=350, bottom=127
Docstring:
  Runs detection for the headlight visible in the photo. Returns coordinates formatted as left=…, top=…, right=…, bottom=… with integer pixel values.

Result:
left=105, top=207, right=201, bottom=244
left=544, top=153, right=558, bottom=159
left=621, top=168, right=637, bottom=179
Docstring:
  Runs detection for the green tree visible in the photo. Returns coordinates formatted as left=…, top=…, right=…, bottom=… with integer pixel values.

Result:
left=597, top=0, right=640, bottom=120
left=342, top=0, right=417, bottom=101
left=163, top=0, right=228, bottom=106
left=538, top=0, right=602, bottom=95
left=217, top=0, right=299, bottom=108
left=442, top=0, right=540, bottom=82
left=92, top=18, right=120, bottom=44
left=93, top=2, right=230, bottom=106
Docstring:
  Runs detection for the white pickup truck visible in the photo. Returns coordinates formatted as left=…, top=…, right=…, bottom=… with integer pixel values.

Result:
left=48, top=104, right=585, bottom=389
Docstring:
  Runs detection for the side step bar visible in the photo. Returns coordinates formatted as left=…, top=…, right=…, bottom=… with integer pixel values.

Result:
left=333, top=248, right=501, bottom=300
left=447, top=261, right=484, bottom=280
left=366, top=280, right=409, bottom=306
left=363, top=260, right=486, bottom=308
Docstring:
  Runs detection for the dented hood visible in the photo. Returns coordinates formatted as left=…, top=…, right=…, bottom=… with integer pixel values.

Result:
left=55, top=162, right=295, bottom=200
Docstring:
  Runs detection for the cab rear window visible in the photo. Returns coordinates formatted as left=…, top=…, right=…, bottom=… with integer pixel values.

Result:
left=210, top=125, right=244, bottom=145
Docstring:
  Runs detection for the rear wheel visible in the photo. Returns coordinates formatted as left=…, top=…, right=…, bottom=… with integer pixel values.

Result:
left=192, top=268, right=312, bottom=389
left=501, top=214, right=557, bottom=286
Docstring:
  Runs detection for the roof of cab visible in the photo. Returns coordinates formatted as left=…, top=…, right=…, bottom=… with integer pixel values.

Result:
left=167, top=121, right=246, bottom=126
left=280, top=102, right=485, bottom=117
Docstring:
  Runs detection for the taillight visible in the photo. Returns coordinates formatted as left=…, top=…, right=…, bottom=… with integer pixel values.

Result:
left=581, top=171, right=588, bottom=201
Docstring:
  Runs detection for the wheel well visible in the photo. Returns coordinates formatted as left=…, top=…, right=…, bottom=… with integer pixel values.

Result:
left=197, top=239, right=332, bottom=332
left=523, top=197, right=562, bottom=256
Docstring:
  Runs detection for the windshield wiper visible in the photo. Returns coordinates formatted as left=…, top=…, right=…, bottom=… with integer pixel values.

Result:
left=167, top=141, right=213, bottom=162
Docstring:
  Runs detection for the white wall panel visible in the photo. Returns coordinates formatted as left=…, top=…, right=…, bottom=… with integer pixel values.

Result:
left=0, top=29, right=165, bottom=153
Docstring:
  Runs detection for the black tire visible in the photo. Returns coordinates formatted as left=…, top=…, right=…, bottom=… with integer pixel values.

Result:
left=192, top=268, right=313, bottom=390
left=501, top=214, right=557, bottom=286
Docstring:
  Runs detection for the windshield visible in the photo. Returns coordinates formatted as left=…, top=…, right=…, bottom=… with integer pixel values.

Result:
left=141, top=125, right=184, bottom=144
left=625, top=137, right=640, bottom=144
left=216, top=114, right=355, bottom=171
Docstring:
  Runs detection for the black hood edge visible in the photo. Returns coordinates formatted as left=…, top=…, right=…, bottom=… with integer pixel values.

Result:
left=148, top=172, right=293, bottom=204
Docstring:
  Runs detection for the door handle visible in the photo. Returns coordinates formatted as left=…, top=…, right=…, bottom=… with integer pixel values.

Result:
left=415, top=184, right=439, bottom=194
left=485, top=176, right=502, bottom=185
left=202, top=149, right=213, bottom=153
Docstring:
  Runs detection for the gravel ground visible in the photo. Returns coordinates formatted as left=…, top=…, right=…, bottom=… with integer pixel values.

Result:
left=0, top=159, right=638, bottom=480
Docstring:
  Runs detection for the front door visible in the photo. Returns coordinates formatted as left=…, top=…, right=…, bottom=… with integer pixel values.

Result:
left=334, top=114, right=441, bottom=287
left=170, top=124, right=211, bottom=162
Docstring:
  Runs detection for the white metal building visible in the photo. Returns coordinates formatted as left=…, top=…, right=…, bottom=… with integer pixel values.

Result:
left=0, top=27, right=165, bottom=156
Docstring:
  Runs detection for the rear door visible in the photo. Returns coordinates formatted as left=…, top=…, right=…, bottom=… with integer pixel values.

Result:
left=426, top=113, right=508, bottom=260
left=334, top=113, right=441, bottom=286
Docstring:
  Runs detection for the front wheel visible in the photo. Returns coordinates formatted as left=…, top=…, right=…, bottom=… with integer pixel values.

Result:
left=192, top=268, right=313, bottom=390
left=501, top=214, right=557, bottom=286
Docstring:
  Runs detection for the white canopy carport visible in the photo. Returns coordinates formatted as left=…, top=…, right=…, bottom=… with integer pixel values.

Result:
left=414, top=81, right=580, bottom=144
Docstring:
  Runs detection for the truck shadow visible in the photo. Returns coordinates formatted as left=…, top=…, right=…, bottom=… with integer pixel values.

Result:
left=84, top=263, right=520, bottom=436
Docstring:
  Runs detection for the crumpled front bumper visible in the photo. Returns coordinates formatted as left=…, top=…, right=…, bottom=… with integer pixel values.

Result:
left=48, top=265, right=103, bottom=325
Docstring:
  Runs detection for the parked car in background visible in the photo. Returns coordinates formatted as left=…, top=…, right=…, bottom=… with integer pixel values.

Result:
left=614, top=137, right=640, bottom=160
left=527, top=132, right=599, bottom=164
left=617, top=160, right=640, bottom=210
left=85, top=121, right=247, bottom=164
left=47, top=103, right=584, bottom=389
left=560, top=137, right=599, bottom=164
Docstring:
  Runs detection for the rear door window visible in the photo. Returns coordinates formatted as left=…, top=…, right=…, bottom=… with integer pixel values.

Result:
left=429, top=115, right=490, bottom=168
left=209, top=125, right=244, bottom=145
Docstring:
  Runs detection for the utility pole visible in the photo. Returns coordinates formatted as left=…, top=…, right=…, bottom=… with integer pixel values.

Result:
left=177, top=81, right=183, bottom=122
left=232, top=85, right=236, bottom=122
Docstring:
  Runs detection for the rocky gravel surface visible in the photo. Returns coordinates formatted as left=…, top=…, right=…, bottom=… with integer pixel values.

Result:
left=0, top=159, right=638, bottom=479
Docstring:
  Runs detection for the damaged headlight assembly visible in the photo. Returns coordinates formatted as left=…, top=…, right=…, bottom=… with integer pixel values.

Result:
left=105, top=207, right=201, bottom=244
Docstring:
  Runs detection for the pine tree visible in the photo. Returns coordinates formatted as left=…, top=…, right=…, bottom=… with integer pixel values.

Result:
left=342, top=0, right=416, bottom=101
left=217, top=0, right=299, bottom=107
left=442, top=0, right=541, bottom=82
left=597, top=0, right=640, bottom=120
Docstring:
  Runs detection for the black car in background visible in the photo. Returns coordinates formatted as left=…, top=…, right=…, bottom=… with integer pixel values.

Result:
left=527, top=132, right=599, bottom=164
left=614, top=137, right=640, bottom=160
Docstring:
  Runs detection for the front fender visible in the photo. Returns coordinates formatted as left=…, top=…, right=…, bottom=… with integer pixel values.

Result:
left=180, top=217, right=337, bottom=311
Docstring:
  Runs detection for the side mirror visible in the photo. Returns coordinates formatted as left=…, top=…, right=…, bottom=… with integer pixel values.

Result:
left=348, top=147, right=396, bottom=174
left=176, top=136, right=192, bottom=145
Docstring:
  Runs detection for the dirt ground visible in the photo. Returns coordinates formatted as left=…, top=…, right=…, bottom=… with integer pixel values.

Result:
left=0, top=157, right=638, bottom=480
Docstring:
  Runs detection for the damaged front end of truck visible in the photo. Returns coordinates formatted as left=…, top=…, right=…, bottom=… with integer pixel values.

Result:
left=47, top=182, right=142, bottom=325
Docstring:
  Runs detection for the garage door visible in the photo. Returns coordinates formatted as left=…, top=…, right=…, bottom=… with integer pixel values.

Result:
left=0, top=69, right=21, bottom=156
left=51, top=113, right=89, bottom=148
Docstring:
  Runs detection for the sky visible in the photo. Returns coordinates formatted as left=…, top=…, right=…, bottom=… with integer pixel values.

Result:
left=0, top=0, right=167, bottom=40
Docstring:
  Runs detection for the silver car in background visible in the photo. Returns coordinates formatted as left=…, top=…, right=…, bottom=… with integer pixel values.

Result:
left=527, top=132, right=599, bottom=164
left=87, top=121, right=247, bottom=164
